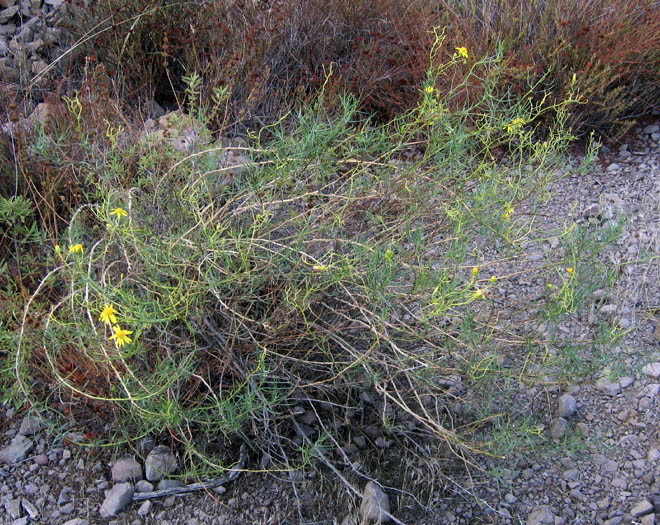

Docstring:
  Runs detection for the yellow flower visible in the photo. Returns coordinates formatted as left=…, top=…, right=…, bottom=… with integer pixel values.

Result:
left=455, top=47, right=469, bottom=59
left=55, top=244, right=62, bottom=255
left=99, top=304, right=118, bottom=326
left=473, top=288, right=486, bottom=299
left=424, top=85, right=435, bottom=95
left=566, top=267, right=574, bottom=275
left=472, top=266, right=479, bottom=277
left=506, top=118, right=525, bottom=134
left=502, top=206, right=514, bottom=220
left=110, top=207, right=128, bottom=220
left=109, top=325, right=133, bottom=348
left=490, top=275, right=496, bottom=284
left=69, top=243, right=84, bottom=254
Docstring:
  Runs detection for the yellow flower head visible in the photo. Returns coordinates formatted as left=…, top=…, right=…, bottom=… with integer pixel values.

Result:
left=55, top=244, right=62, bottom=255
left=490, top=275, right=496, bottom=284
left=69, top=243, right=84, bottom=254
left=110, top=207, right=128, bottom=220
left=506, top=118, right=525, bottom=134
left=424, top=85, right=435, bottom=95
left=566, top=267, right=574, bottom=275
left=472, top=288, right=486, bottom=299
left=502, top=206, right=514, bottom=220
left=99, top=304, right=118, bottom=326
left=455, top=47, right=469, bottom=59
left=109, top=325, right=133, bottom=348
left=472, top=266, right=479, bottom=278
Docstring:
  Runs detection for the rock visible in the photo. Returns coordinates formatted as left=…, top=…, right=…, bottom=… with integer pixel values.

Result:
left=145, top=445, right=177, bottom=482
left=631, top=499, right=654, bottom=517
left=557, top=394, right=577, bottom=418
left=0, top=5, right=19, bottom=23
left=63, top=520, right=89, bottom=525
left=551, top=418, right=568, bottom=440
left=0, top=0, right=17, bottom=10
left=359, top=481, right=390, bottom=524
left=33, top=453, right=48, bottom=465
left=644, top=124, right=659, bottom=134
left=596, top=378, right=620, bottom=396
left=606, top=163, right=619, bottom=172
left=139, top=111, right=212, bottom=153
left=642, top=362, right=660, bottom=378
left=135, top=480, right=154, bottom=492
left=111, top=457, right=143, bottom=482
left=600, top=304, right=618, bottom=315
left=4, top=497, right=22, bottom=519
left=641, top=514, right=655, bottom=525
left=603, top=518, right=623, bottom=525
left=618, top=376, right=634, bottom=388
left=60, top=502, right=74, bottom=514
left=157, top=479, right=185, bottom=490
left=18, top=414, right=43, bottom=436
left=0, top=434, right=34, bottom=463
left=21, top=498, right=39, bottom=519
left=647, top=448, right=660, bottom=462
left=99, top=483, right=134, bottom=518
left=526, top=505, right=556, bottom=524
left=137, top=500, right=152, bottom=516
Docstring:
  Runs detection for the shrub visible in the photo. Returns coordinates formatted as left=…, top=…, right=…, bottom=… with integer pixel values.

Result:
left=68, top=0, right=434, bottom=128
left=438, top=0, right=660, bottom=139
left=12, top=43, right=591, bottom=491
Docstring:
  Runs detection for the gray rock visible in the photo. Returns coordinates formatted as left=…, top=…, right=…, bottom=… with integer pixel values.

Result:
left=63, top=519, right=89, bottom=525
left=631, top=499, right=654, bottom=517
left=642, top=362, right=660, bottom=378
left=145, top=445, right=177, bottom=482
left=551, top=418, right=568, bottom=440
left=644, top=124, right=659, bottom=134
left=13, top=517, right=29, bottom=525
left=0, top=5, right=19, bottom=23
left=557, top=394, right=577, bottom=418
left=606, top=163, right=620, bottom=172
left=157, top=479, right=185, bottom=490
left=18, top=415, right=43, bottom=436
left=58, top=486, right=72, bottom=505
left=603, top=518, right=623, bottom=525
left=596, top=378, right=620, bottom=396
left=139, top=436, right=156, bottom=455
left=21, top=498, right=39, bottom=519
left=99, top=483, right=134, bottom=518
left=359, top=481, right=390, bottom=524
left=137, top=500, right=152, bottom=516
left=641, top=514, right=655, bottom=525
left=526, top=505, right=555, bottom=524
left=135, top=480, right=154, bottom=492
left=0, top=434, right=34, bottom=463
left=618, top=376, right=634, bottom=388
left=4, top=497, right=22, bottom=519
left=33, top=453, right=48, bottom=465
left=111, top=457, right=143, bottom=482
